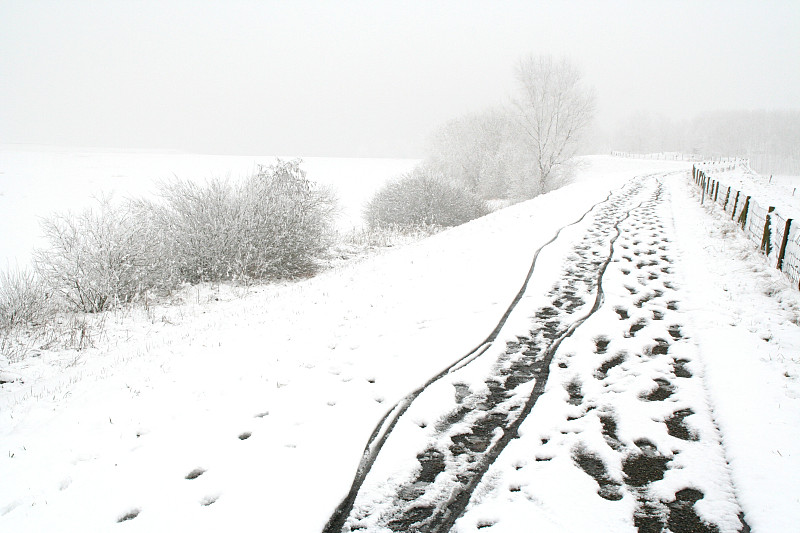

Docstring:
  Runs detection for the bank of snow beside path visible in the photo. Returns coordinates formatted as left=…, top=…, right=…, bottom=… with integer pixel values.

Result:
left=668, top=176, right=800, bottom=533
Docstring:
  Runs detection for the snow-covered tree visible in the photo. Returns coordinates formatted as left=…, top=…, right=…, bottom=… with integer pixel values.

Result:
left=425, top=109, right=530, bottom=200
left=512, top=54, right=595, bottom=192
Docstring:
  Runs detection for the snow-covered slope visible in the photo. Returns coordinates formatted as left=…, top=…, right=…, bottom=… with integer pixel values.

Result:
left=1, top=156, right=797, bottom=532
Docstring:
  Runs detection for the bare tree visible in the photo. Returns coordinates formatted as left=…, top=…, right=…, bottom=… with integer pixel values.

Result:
left=513, top=54, right=595, bottom=192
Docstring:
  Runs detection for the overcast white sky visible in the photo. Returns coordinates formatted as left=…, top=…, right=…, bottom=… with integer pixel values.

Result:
left=1, top=0, right=798, bottom=157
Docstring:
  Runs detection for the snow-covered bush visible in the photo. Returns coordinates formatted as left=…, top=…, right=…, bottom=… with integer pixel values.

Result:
left=137, top=176, right=241, bottom=285
left=30, top=160, right=337, bottom=313
left=363, top=169, right=489, bottom=231
left=33, top=197, right=157, bottom=312
left=425, top=108, right=540, bottom=202
left=233, top=159, right=337, bottom=280
left=0, top=266, right=53, bottom=331
left=0, top=266, right=108, bottom=360
left=140, top=159, right=337, bottom=283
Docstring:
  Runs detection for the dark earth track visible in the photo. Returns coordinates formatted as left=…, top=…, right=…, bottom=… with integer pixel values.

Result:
left=370, top=183, right=642, bottom=533
left=324, top=175, right=749, bottom=533
left=552, top=179, right=750, bottom=533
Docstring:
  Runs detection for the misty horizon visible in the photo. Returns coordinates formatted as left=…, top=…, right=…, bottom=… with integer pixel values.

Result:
left=1, top=0, right=799, bottom=158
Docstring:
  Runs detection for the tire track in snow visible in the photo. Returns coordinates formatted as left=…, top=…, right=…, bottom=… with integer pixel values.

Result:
left=324, top=176, right=660, bottom=533
left=395, top=194, right=641, bottom=533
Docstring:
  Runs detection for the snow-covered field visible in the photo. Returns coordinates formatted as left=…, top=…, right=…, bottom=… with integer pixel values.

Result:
left=694, top=160, right=800, bottom=219
left=772, top=175, right=800, bottom=191
left=1, top=155, right=798, bottom=532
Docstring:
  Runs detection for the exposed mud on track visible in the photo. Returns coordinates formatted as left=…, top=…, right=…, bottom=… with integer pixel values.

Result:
left=324, top=175, right=748, bottom=533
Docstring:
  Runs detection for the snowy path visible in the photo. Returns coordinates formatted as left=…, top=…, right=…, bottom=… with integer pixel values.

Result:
left=327, top=174, right=748, bottom=533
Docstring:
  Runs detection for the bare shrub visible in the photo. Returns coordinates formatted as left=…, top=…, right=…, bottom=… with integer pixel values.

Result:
left=124, top=198, right=182, bottom=293
left=137, top=177, right=240, bottom=284
left=0, top=266, right=52, bottom=330
left=363, top=169, right=489, bottom=231
left=235, top=159, right=338, bottom=280
left=4, top=161, right=335, bottom=360
left=138, top=158, right=337, bottom=284
left=59, top=313, right=100, bottom=351
left=0, top=267, right=101, bottom=360
left=33, top=197, right=156, bottom=312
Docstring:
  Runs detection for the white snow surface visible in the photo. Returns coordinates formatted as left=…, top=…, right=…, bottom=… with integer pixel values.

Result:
left=1, top=154, right=798, bottom=532
left=694, top=160, right=800, bottom=219
left=669, top=177, right=800, bottom=533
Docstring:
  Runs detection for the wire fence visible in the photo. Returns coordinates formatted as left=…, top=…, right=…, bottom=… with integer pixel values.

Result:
left=612, top=152, right=800, bottom=175
left=692, top=162, right=800, bottom=289
left=611, top=151, right=705, bottom=161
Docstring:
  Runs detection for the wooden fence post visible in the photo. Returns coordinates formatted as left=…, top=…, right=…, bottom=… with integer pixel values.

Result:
left=737, top=196, right=751, bottom=230
left=701, top=174, right=706, bottom=204
left=761, top=206, right=775, bottom=256
left=731, top=191, right=740, bottom=221
left=777, top=219, right=793, bottom=271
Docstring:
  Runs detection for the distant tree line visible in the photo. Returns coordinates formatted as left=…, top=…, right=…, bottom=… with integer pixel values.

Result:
left=611, top=109, right=800, bottom=175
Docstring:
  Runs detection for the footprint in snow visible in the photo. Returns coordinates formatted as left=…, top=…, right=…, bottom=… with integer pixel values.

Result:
left=640, top=378, right=675, bottom=401
left=595, top=352, right=627, bottom=380
left=627, top=319, right=648, bottom=337
left=565, top=378, right=584, bottom=406
left=200, top=494, right=219, bottom=507
left=665, top=408, right=698, bottom=441
left=117, top=508, right=141, bottom=523
left=672, top=358, right=692, bottom=378
left=185, top=467, right=206, bottom=480
left=572, top=445, right=623, bottom=501
left=594, top=336, right=611, bottom=354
